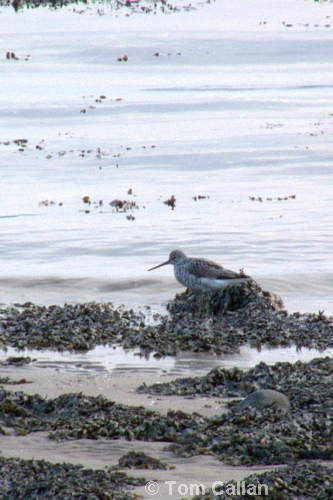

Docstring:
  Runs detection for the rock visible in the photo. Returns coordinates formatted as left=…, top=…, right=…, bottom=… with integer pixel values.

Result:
left=236, top=389, right=290, bottom=412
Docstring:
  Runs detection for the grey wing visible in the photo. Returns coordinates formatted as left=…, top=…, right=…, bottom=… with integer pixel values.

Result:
left=188, top=258, right=246, bottom=280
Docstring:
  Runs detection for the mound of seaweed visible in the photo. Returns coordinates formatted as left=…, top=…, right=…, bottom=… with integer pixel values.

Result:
left=137, top=356, right=333, bottom=413
left=0, top=283, right=332, bottom=356
left=168, top=405, right=333, bottom=465
left=159, top=282, right=333, bottom=352
left=192, top=462, right=333, bottom=500
left=0, top=389, right=207, bottom=441
left=112, top=450, right=169, bottom=470
left=0, top=302, right=146, bottom=351
left=0, top=456, right=145, bottom=500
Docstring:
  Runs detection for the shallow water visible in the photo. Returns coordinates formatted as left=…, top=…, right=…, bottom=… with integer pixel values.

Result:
left=1, top=1, right=333, bottom=318
left=2, top=344, right=333, bottom=377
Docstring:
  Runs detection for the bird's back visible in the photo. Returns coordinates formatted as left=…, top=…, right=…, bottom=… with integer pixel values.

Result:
left=188, top=257, right=249, bottom=280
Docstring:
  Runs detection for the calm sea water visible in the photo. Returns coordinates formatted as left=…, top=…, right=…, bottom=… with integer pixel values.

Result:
left=1, top=1, right=333, bottom=316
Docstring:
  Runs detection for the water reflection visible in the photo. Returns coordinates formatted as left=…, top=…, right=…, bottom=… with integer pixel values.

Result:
left=1, top=344, right=332, bottom=378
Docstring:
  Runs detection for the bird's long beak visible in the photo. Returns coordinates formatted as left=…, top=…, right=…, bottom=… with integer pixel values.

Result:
left=147, top=259, right=171, bottom=271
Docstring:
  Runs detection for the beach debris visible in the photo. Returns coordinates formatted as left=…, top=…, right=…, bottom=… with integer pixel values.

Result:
left=6, top=51, right=18, bottom=60
left=38, top=200, right=56, bottom=207
left=113, top=451, right=169, bottom=470
left=1, top=356, right=34, bottom=367
left=109, top=199, right=138, bottom=212
left=0, top=377, right=31, bottom=385
left=193, top=195, right=209, bottom=201
left=163, top=195, right=176, bottom=209
left=249, top=194, right=296, bottom=202
left=13, top=138, right=28, bottom=145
